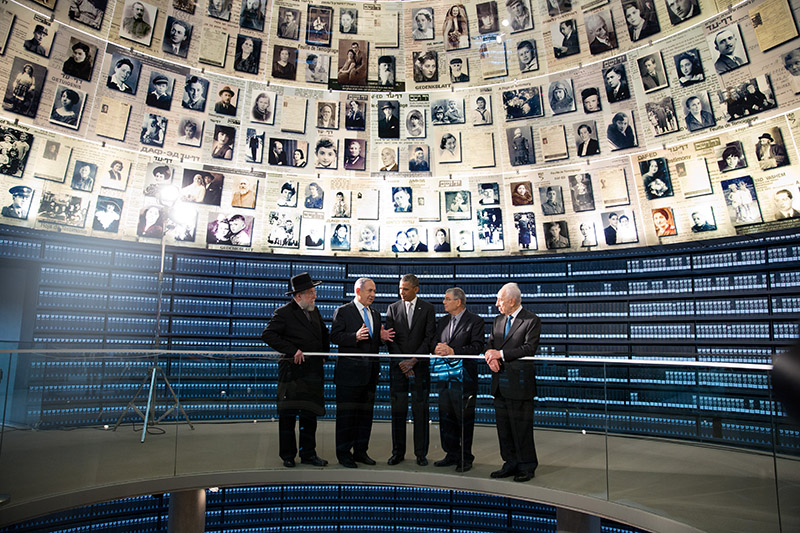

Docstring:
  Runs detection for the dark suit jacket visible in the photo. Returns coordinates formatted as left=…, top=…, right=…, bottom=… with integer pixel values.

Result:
left=331, top=301, right=382, bottom=387
left=431, top=310, right=485, bottom=396
left=261, top=299, right=330, bottom=415
left=577, top=138, right=600, bottom=156
left=486, top=308, right=541, bottom=400
left=386, top=298, right=436, bottom=375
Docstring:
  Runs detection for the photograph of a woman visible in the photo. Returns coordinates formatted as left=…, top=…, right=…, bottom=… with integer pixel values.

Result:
left=49, top=87, right=85, bottom=129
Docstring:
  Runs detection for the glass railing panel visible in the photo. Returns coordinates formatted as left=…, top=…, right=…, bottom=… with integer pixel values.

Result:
left=604, top=360, right=782, bottom=532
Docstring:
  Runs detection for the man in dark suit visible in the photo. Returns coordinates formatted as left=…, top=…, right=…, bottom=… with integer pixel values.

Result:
left=484, top=282, right=541, bottom=482
left=431, top=287, right=485, bottom=472
left=261, top=273, right=330, bottom=468
left=385, top=274, right=436, bottom=466
left=378, top=102, right=400, bottom=139
left=331, top=277, right=394, bottom=468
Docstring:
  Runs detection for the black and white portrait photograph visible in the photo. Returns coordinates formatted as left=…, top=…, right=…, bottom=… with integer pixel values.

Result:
left=471, top=95, right=492, bottom=125
left=581, top=87, right=602, bottom=114
left=544, top=221, right=570, bottom=250
left=413, top=51, right=438, bottom=83
left=432, top=98, right=465, bottom=125
left=586, top=10, right=617, bottom=55
left=391, top=186, right=412, bottom=213
left=578, top=221, right=597, bottom=246
left=378, top=101, right=399, bottom=138
left=708, top=24, right=749, bottom=75
left=244, top=128, right=264, bottom=163
left=673, top=49, right=704, bottom=86
left=207, top=0, right=232, bottom=21
left=502, top=87, right=542, bottom=120
left=304, top=52, right=330, bottom=84
left=408, top=145, right=429, bottom=172
left=445, top=190, right=471, bottom=220
left=431, top=227, right=450, bottom=252
left=22, top=20, right=54, bottom=58
left=177, top=117, right=203, bottom=147
left=638, top=52, right=668, bottom=92
left=2, top=185, right=33, bottom=220
left=306, top=5, right=332, bottom=47
left=539, top=186, right=565, bottom=215
left=71, top=160, right=97, bottom=192
left=143, top=163, right=173, bottom=197
left=140, top=113, right=167, bottom=147
left=378, top=146, right=399, bottom=171
left=3, top=58, right=47, bottom=118
left=162, top=17, right=192, bottom=58
left=552, top=20, right=580, bottom=59
left=666, top=0, right=699, bottom=24
left=575, top=122, right=600, bottom=157
left=239, top=0, right=265, bottom=31
left=411, top=8, right=434, bottom=40
left=234, top=35, right=261, bottom=74
left=510, top=181, right=533, bottom=206
left=449, top=57, right=469, bottom=83
left=721, top=176, right=763, bottom=226
left=69, top=0, right=108, bottom=29
left=399, top=227, right=428, bottom=252
left=601, top=209, right=638, bottom=245
left=249, top=90, right=275, bottom=124
left=210, top=125, right=235, bottom=160
left=477, top=207, right=504, bottom=250
left=181, top=170, right=224, bottom=206
left=639, top=157, right=673, bottom=199
left=342, top=138, right=366, bottom=170
left=506, top=0, right=532, bottom=33
left=784, top=47, right=800, bottom=94
left=316, top=101, right=338, bottom=130
left=181, top=75, right=209, bottom=112
left=622, top=0, right=660, bottom=42
left=213, top=84, right=238, bottom=116
left=754, top=127, right=789, bottom=171
left=569, top=173, right=595, bottom=212
left=689, top=206, right=716, bottom=232
left=377, top=56, right=396, bottom=88
left=0, top=127, right=33, bottom=178
left=172, top=0, right=195, bottom=14
left=644, top=98, right=679, bottom=136
left=101, top=157, right=131, bottom=190
left=38, top=192, right=89, bottom=228
left=62, top=38, right=96, bottom=82
left=606, top=110, right=638, bottom=151
left=344, top=99, right=366, bottom=130
left=772, top=187, right=800, bottom=220
left=336, top=40, right=367, bottom=86
left=603, top=63, right=630, bottom=103
left=718, top=76, right=776, bottom=121
left=304, top=182, right=324, bottom=209
left=119, top=0, right=157, bottom=46
left=442, top=5, right=470, bottom=51
left=277, top=7, right=300, bottom=39
left=474, top=1, right=497, bottom=34
left=208, top=213, right=253, bottom=246
left=314, top=138, right=338, bottom=169
left=717, top=141, right=747, bottom=172
left=682, top=92, right=715, bottom=132
left=49, top=85, right=86, bottom=130
left=478, top=183, right=499, bottom=205
left=303, top=220, right=325, bottom=249
left=439, top=132, right=461, bottom=163
left=145, top=72, right=174, bottom=111
left=271, top=45, right=297, bottom=80
left=339, top=8, right=357, bottom=34
left=548, top=80, right=575, bottom=115
left=516, top=40, right=538, bottom=73
left=267, top=211, right=301, bottom=248
left=506, top=127, right=534, bottom=166
left=93, top=196, right=123, bottom=233
left=331, top=190, right=351, bottom=218
left=106, top=54, right=141, bottom=94
left=330, top=223, right=350, bottom=251
left=277, top=181, right=298, bottom=207
left=405, top=109, right=425, bottom=138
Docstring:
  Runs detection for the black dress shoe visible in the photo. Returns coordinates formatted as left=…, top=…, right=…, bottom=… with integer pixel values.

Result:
left=513, top=471, right=535, bottom=482
left=339, top=458, right=358, bottom=468
left=283, top=458, right=296, bottom=468
left=434, top=457, right=458, bottom=467
left=416, top=456, right=428, bottom=466
left=301, top=455, right=328, bottom=467
left=387, top=454, right=404, bottom=465
left=490, top=465, right=516, bottom=478
left=455, top=462, right=472, bottom=473
left=353, top=453, right=376, bottom=465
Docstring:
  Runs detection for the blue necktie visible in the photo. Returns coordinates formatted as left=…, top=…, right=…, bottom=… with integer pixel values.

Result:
left=362, top=307, right=372, bottom=337
left=504, top=315, right=512, bottom=338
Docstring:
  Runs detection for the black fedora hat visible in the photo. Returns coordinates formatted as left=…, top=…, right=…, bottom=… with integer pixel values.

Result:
left=286, top=272, right=322, bottom=295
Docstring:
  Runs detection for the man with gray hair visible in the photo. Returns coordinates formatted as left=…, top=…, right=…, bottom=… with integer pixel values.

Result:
left=484, top=282, right=541, bottom=482
left=331, top=277, right=394, bottom=468
left=385, top=274, right=436, bottom=466
left=430, top=287, right=485, bottom=472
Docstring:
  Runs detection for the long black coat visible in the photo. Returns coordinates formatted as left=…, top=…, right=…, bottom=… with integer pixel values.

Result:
left=262, top=299, right=329, bottom=415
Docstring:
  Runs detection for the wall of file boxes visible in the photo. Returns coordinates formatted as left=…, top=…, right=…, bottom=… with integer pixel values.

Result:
left=0, top=485, right=646, bottom=533
left=2, top=223, right=799, bottom=452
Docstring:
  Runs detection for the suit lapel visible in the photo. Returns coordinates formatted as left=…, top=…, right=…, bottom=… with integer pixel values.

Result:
left=292, top=303, right=320, bottom=338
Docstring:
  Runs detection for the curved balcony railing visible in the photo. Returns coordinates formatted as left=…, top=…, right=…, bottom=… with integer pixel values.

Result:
left=0, top=348, right=797, bottom=533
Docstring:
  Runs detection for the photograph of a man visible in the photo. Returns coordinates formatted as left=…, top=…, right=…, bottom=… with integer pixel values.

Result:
left=162, top=17, right=191, bottom=57
left=120, top=0, right=155, bottom=45
left=182, top=75, right=208, bottom=111
left=378, top=101, right=399, bottom=139
left=710, top=25, right=748, bottom=75
left=2, top=185, right=33, bottom=219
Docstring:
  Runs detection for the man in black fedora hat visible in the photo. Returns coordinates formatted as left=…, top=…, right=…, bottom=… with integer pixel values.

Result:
left=215, top=86, right=237, bottom=116
left=262, top=272, right=330, bottom=468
